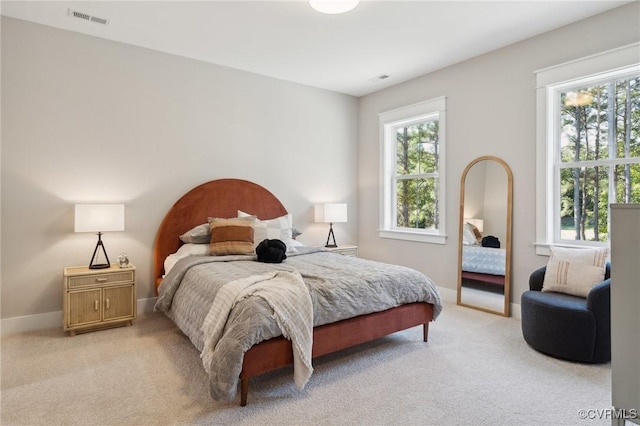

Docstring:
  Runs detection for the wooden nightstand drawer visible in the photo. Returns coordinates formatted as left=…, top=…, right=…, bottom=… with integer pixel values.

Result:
left=67, top=269, right=134, bottom=289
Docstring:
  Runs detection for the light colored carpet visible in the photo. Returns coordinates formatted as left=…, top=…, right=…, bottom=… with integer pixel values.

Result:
left=1, top=302, right=611, bottom=425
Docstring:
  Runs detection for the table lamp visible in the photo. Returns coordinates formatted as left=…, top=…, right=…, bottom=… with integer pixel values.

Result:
left=315, top=203, right=347, bottom=248
left=75, top=204, right=125, bottom=269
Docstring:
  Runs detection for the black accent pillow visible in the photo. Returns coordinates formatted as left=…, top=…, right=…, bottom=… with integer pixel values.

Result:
left=481, top=235, right=501, bottom=248
left=256, top=239, right=287, bottom=263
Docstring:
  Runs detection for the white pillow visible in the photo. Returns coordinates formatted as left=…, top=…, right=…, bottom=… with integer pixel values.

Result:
left=542, top=246, right=609, bottom=297
left=462, top=223, right=479, bottom=246
left=175, top=242, right=210, bottom=257
left=163, top=243, right=209, bottom=275
left=237, top=210, right=297, bottom=253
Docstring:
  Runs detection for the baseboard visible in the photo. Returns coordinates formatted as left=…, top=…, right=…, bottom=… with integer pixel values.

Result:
left=1, top=292, right=518, bottom=336
left=436, top=286, right=457, bottom=303
left=137, top=297, right=158, bottom=315
left=0, top=297, right=158, bottom=336
left=1, top=311, right=64, bottom=336
left=511, top=303, right=522, bottom=319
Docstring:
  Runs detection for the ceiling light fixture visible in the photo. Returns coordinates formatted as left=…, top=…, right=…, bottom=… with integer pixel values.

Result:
left=309, top=0, right=360, bottom=14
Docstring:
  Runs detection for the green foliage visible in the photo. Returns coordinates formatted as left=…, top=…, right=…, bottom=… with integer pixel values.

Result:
left=395, top=120, right=440, bottom=229
left=558, top=76, right=640, bottom=242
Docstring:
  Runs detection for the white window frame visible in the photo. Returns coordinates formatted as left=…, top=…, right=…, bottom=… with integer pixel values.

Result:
left=535, top=43, right=640, bottom=255
left=378, top=97, right=447, bottom=244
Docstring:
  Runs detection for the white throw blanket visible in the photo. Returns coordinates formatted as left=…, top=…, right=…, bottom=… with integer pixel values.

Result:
left=200, top=270, right=314, bottom=390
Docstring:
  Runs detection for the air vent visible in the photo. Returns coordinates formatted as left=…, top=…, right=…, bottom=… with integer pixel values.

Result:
left=68, top=9, right=110, bottom=25
left=368, top=74, right=390, bottom=83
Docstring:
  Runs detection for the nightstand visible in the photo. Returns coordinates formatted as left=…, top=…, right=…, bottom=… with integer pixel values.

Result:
left=63, top=264, right=136, bottom=336
left=324, top=245, right=358, bottom=257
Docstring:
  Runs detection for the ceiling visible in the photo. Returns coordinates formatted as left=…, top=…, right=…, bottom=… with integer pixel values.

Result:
left=1, top=1, right=632, bottom=97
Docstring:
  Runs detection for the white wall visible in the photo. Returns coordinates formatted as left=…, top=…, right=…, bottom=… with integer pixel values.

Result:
left=482, top=161, right=508, bottom=243
left=462, top=160, right=508, bottom=243
left=0, top=17, right=358, bottom=322
left=357, top=3, right=640, bottom=303
left=2, top=3, right=639, bottom=328
left=463, top=161, right=487, bottom=222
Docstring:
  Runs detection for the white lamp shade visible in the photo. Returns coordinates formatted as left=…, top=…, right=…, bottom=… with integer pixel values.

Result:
left=75, top=204, right=125, bottom=233
left=315, top=203, right=348, bottom=223
left=308, top=0, right=360, bottom=14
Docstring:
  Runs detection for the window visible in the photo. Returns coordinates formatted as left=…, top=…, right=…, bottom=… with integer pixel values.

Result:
left=536, top=43, right=640, bottom=254
left=379, top=97, right=446, bottom=244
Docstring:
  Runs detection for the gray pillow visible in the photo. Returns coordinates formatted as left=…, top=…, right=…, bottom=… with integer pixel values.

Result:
left=292, top=227, right=302, bottom=239
left=179, top=223, right=210, bottom=244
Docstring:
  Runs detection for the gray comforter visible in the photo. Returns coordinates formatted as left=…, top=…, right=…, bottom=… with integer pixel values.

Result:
left=154, top=247, right=442, bottom=401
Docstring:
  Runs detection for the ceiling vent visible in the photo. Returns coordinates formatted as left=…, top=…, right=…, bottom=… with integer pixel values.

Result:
left=368, top=74, right=390, bottom=83
left=68, top=9, right=109, bottom=25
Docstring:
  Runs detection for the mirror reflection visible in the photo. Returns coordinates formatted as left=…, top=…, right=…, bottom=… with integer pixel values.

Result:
left=457, top=156, right=512, bottom=316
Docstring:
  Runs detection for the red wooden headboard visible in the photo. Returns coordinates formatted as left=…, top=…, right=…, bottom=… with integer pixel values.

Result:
left=152, top=178, right=288, bottom=293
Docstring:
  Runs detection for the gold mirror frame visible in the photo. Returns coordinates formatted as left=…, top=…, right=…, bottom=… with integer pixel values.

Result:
left=456, top=156, right=513, bottom=317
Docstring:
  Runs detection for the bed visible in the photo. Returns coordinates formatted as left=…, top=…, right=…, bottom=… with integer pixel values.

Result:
left=153, top=178, right=442, bottom=406
left=461, top=245, right=506, bottom=286
left=459, top=220, right=506, bottom=287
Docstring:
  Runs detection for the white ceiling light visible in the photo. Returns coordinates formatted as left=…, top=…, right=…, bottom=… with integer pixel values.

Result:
left=309, top=0, right=360, bottom=14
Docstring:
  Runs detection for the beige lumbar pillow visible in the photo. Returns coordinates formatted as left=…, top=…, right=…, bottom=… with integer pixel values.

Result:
left=542, top=246, right=608, bottom=297
left=208, top=217, right=255, bottom=256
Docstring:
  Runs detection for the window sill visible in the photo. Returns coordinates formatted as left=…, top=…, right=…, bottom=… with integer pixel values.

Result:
left=534, top=241, right=610, bottom=256
left=379, top=229, right=447, bottom=245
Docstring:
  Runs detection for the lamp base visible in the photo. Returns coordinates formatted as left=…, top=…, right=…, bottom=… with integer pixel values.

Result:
left=324, top=223, right=338, bottom=248
left=89, top=232, right=112, bottom=270
left=89, top=263, right=110, bottom=270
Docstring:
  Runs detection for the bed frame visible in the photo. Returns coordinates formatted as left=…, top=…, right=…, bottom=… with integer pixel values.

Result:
left=153, top=178, right=435, bottom=406
left=461, top=271, right=505, bottom=287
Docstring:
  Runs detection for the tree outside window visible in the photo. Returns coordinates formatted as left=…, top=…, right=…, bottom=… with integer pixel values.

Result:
left=556, top=74, right=640, bottom=243
left=395, top=120, right=440, bottom=230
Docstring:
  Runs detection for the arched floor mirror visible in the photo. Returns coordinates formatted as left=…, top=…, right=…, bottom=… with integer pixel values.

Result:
left=457, top=156, right=513, bottom=316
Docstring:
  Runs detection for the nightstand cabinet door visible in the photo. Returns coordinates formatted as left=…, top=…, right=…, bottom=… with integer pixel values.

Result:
left=103, top=285, right=135, bottom=321
left=67, top=289, right=102, bottom=327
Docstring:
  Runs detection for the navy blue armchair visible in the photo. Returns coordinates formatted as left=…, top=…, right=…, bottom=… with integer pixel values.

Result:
left=520, top=264, right=611, bottom=363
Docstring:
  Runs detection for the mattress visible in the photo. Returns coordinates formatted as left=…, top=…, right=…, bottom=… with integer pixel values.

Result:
left=461, top=245, right=506, bottom=276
